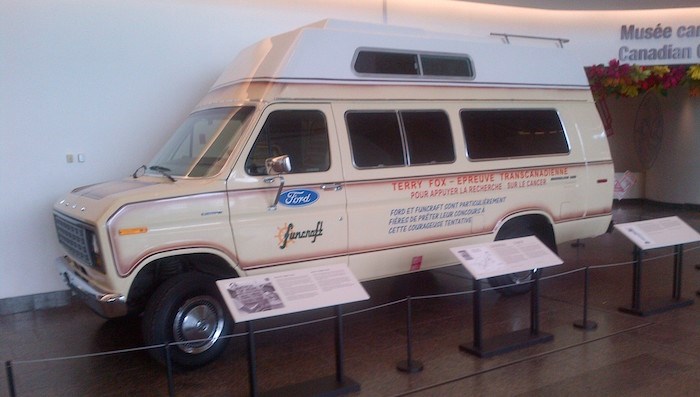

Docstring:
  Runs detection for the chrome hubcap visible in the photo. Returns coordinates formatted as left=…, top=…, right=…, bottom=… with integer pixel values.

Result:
left=173, top=295, right=225, bottom=354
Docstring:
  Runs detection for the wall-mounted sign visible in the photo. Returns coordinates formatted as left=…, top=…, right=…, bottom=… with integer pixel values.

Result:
left=618, top=24, right=700, bottom=62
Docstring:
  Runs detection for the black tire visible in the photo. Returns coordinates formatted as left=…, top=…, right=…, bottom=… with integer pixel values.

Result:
left=142, top=272, right=231, bottom=369
left=487, top=216, right=557, bottom=296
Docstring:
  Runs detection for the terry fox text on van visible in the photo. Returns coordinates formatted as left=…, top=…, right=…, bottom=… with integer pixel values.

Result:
left=391, top=167, right=571, bottom=199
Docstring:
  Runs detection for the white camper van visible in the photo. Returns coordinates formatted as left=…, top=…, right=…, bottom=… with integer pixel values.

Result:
left=53, top=20, right=613, bottom=367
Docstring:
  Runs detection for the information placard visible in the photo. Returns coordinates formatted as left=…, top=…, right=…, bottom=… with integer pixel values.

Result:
left=216, top=264, right=369, bottom=322
left=614, top=216, right=700, bottom=250
left=450, top=236, right=563, bottom=280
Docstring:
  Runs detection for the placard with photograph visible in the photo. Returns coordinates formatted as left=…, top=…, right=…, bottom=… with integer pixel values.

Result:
left=450, top=236, right=563, bottom=280
left=614, top=216, right=700, bottom=250
left=216, top=264, right=369, bottom=322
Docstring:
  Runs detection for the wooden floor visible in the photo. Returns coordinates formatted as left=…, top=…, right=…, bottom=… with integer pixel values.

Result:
left=2, top=201, right=699, bottom=397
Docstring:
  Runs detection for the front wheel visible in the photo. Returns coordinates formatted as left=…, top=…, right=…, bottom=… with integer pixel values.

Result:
left=142, top=272, right=231, bottom=369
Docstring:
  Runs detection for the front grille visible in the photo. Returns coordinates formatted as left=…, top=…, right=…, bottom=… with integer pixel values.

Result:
left=54, top=213, right=96, bottom=267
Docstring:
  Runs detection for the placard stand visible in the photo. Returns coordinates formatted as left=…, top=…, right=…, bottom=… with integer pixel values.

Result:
left=460, top=271, right=552, bottom=358
left=618, top=245, right=694, bottom=317
left=216, top=264, right=369, bottom=397
left=450, top=236, right=562, bottom=358
left=251, top=306, right=360, bottom=397
left=615, top=216, right=699, bottom=317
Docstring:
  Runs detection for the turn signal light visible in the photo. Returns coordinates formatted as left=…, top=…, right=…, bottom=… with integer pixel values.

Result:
left=118, top=227, right=148, bottom=236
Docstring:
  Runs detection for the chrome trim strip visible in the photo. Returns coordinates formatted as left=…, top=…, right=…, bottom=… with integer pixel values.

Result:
left=55, top=256, right=127, bottom=318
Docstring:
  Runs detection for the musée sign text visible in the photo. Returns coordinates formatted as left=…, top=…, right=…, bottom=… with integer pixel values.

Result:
left=618, top=23, right=700, bottom=62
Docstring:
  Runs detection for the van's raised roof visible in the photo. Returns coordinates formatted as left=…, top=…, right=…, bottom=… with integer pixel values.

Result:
left=211, top=19, right=590, bottom=90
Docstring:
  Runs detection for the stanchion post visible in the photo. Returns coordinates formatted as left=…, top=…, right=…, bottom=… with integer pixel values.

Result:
left=530, top=270, right=540, bottom=335
left=6, top=360, right=16, bottom=397
left=673, top=244, right=683, bottom=300
left=247, top=321, right=258, bottom=397
left=396, top=296, right=423, bottom=373
left=334, top=305, right=344, bottom=384
left=631, top=246, right=642, bottom=312
left=472, top=278, right=482, bottom=350
left=574, top=266, right=598, bottom=330
left=164, top=344, right=175, bottom=397
left=572, top=234, right=596, bottom=330
left=331, top=304, right=361, bottom=394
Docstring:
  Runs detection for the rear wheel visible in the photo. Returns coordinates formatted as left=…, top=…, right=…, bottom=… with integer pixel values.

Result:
left=487, top=216, right=556, bottom=296
left=142, top=272, right=231, bottom=369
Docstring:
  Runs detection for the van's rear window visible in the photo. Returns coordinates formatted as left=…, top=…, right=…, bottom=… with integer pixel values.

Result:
left=354, top=51, right=418, bottom=75
left=460, top=109, right=570, bottom=160
left=353, top=49, right=474, bottom=79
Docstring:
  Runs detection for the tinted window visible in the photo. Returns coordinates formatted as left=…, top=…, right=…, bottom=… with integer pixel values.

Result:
left=346, top=112, right=404, bottom=168
left=346, top=110, right=454, bottom=168
left=354, top=50, right=474, bottom=79
left=420, top=55, right=473, bottom=77
left=461, top=109, right=569, bottom=160
left=401, top=111, right=454, bottom=164
left=354, top=51, right=418, bottom=75
left=245, top=110, right=330, bottom=175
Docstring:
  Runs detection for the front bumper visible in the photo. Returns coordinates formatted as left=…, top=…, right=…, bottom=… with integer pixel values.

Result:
left=55, top=256, right=127, bottom=318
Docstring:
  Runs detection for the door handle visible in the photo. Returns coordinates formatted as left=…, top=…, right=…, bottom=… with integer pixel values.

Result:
left=321, top=183, right=343, bottom=192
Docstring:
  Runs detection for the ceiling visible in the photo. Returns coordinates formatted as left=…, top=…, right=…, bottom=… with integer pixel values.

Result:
left=462, top=0, right=700, bottom=10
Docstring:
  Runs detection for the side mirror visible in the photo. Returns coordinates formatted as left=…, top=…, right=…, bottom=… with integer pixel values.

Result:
left=265, top=155, right=291, bottom=175
left=263, top=155, right=291, bottom=211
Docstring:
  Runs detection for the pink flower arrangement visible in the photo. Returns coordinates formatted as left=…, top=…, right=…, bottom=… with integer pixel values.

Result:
left=586, top=59, right=700, bottom=98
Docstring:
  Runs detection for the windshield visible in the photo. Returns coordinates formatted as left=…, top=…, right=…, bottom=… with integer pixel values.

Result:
left=146, top=106, right=255, bottom=178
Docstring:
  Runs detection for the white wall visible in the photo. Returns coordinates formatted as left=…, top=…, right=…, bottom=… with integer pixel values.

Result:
left=0, top=0, right=384, bottom=299
left=2, top=0, right=699, bottom=299
left=645, top=92, right=700, bottom=203
left=606, top=92, right=700, bottom=203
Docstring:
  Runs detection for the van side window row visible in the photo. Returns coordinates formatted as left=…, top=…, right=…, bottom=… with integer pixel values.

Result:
left=244, top=108, right=571, bottom=176
left=346, top=108, right=570, bottom=169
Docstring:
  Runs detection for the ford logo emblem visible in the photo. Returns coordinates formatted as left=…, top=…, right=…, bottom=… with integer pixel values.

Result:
left=280, top=189, right=319, bottom=207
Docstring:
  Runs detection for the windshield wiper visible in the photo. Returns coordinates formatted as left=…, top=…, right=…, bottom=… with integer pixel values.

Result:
left=148, top=165, right=176, bottom=182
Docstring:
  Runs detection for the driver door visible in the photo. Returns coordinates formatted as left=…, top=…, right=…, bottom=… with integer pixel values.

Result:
left=227, top=104, right=348, bottom=270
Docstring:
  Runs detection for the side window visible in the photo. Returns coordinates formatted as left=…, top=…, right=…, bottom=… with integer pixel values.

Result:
left=346, top=110, right=454, bottom=168
left=401, top=111, right=454, bottom=164
left=346, top=112, right=404, bottom=168
left=245, top=110, right=330, bottom=175
left=460, top=109, right=570, bottom=160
